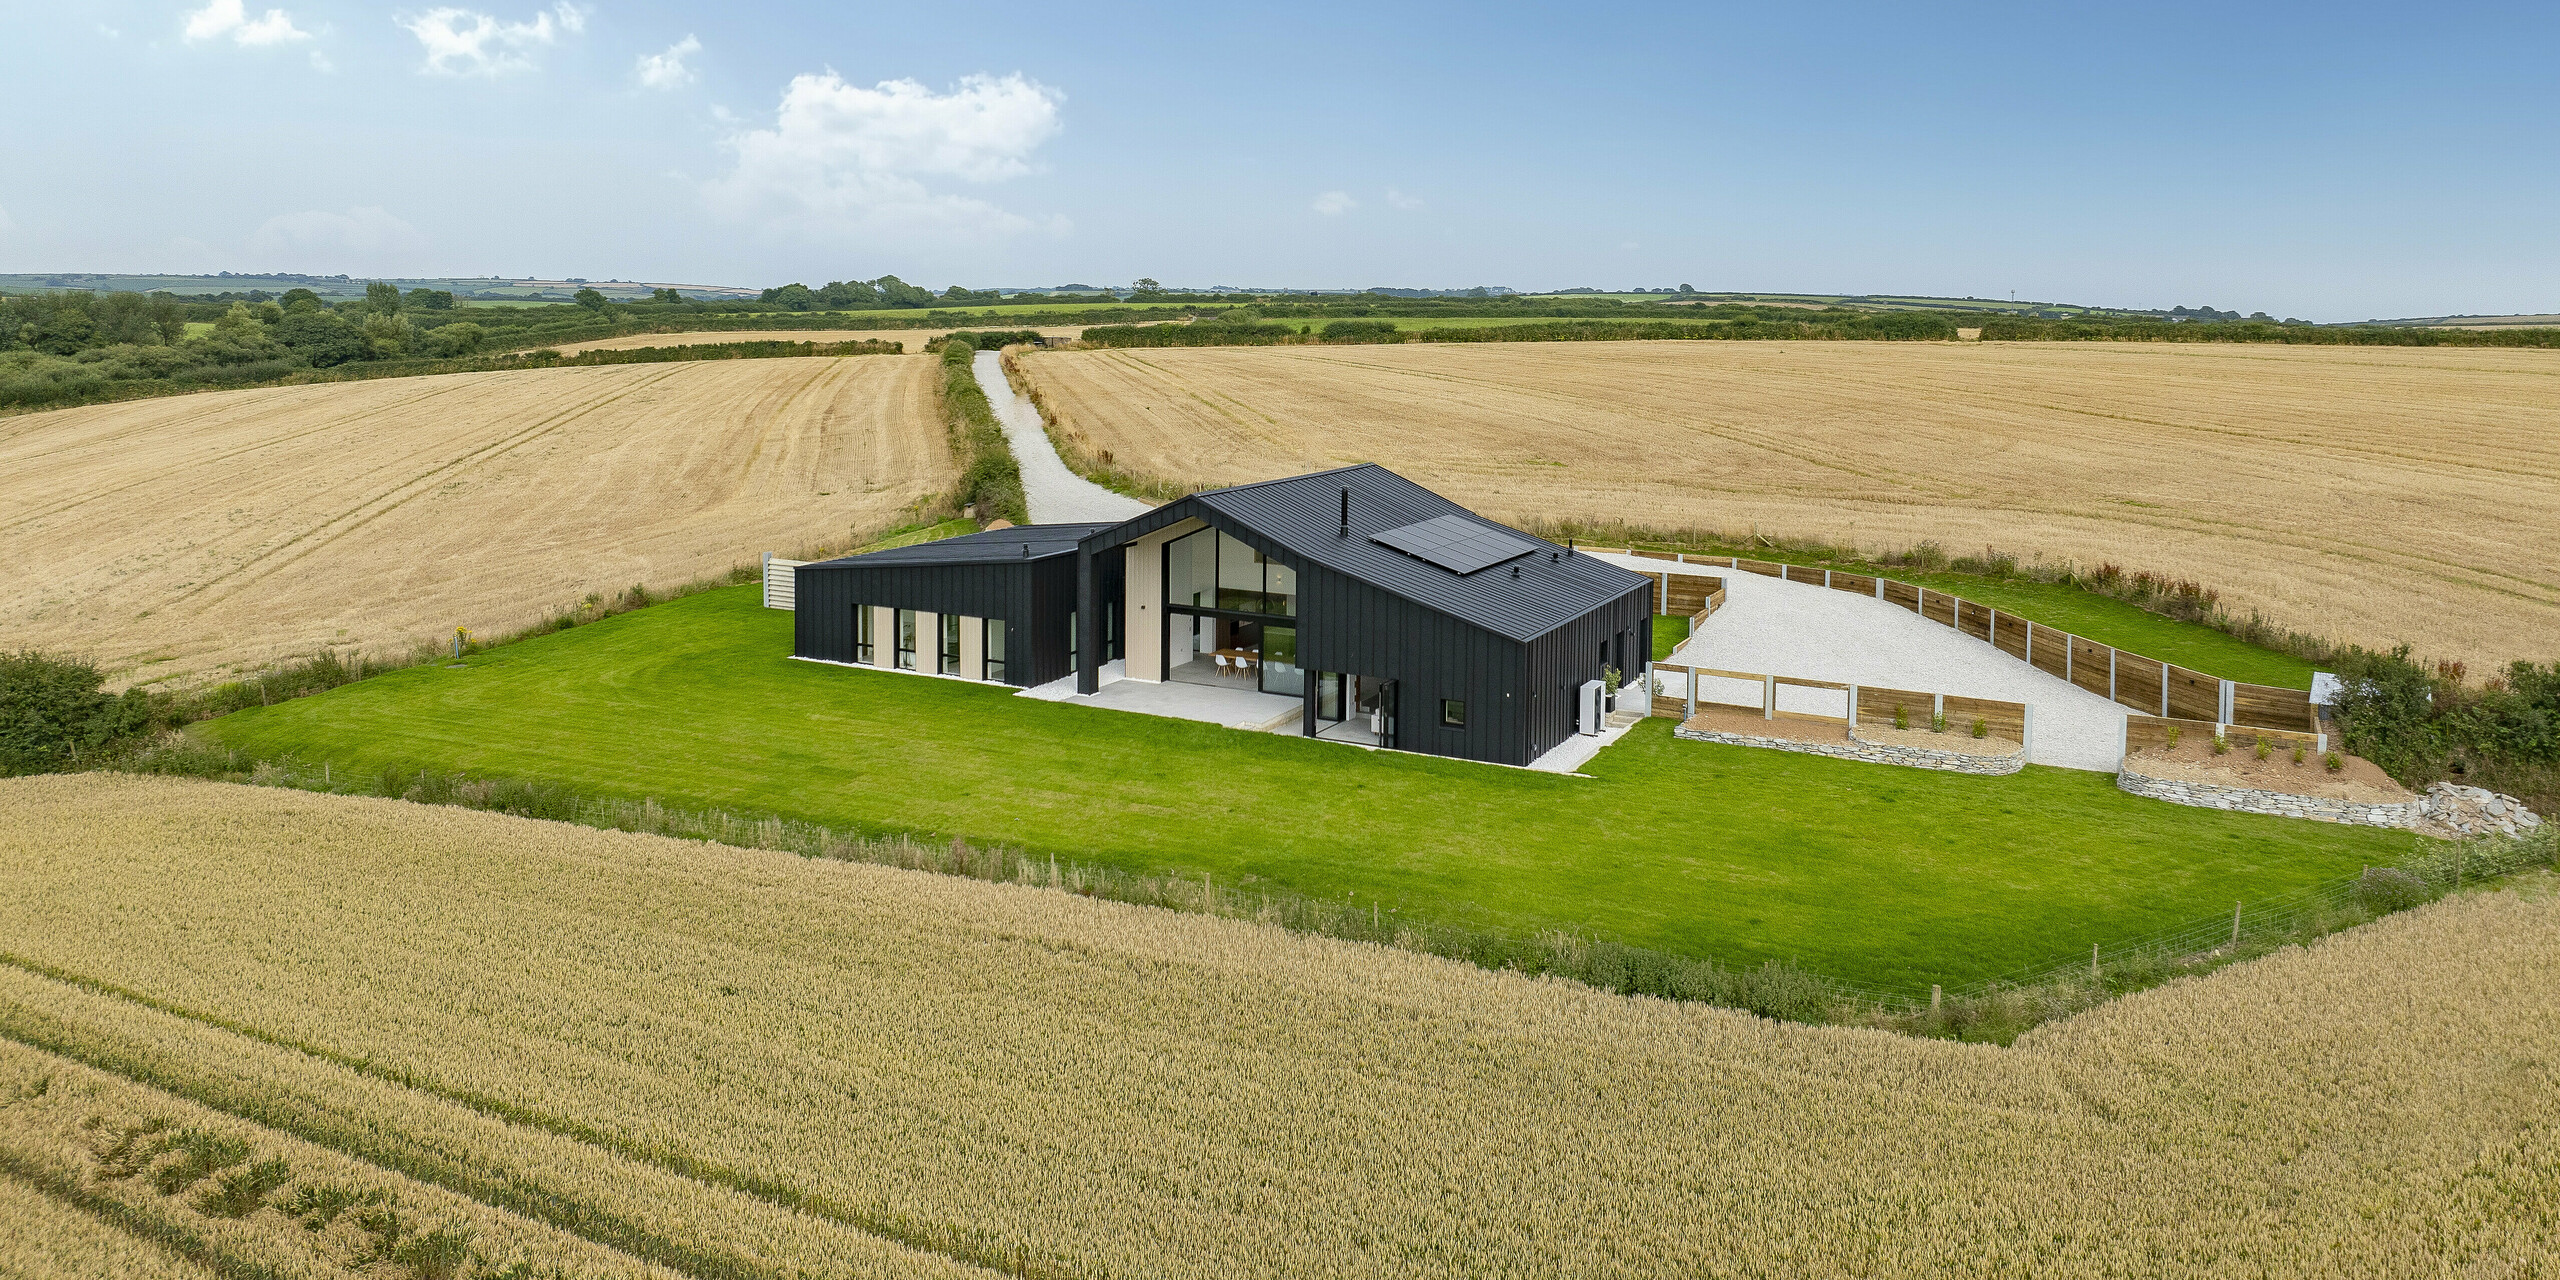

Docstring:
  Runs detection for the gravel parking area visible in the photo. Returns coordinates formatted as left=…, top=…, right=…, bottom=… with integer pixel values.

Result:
left=977, top=351, right=1151, bottom=524
left=1602, top=553, right=2131, bottom=772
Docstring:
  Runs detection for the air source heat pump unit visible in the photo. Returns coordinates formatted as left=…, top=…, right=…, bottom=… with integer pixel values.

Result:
left=1578, top=679, right=1606, bottom=736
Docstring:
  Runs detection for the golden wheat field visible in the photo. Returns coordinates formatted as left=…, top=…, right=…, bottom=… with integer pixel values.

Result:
left=0, top=774, right=2551, bottom=1278
left=548, top=326, right=1084, bottom=356
left=1019, top=341, right=2560, bottom=666
left=0, top=356, right=949, bottom=686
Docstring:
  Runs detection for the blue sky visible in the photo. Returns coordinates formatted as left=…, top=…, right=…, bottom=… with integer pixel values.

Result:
left=3, top=2, right=2553, bottom=319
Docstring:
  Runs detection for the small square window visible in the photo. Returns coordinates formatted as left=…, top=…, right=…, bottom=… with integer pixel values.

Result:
left=1440, top=699, right=1466, bottom=729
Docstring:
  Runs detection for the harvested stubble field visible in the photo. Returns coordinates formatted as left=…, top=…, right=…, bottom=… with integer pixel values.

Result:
left=1019, top=341, right=2560, bottom=667
left=1, top=774, right=2552, bottom=1278
left=0, top=356, right=948, bottom=686
left=547, top=328, right=1084, bottom=356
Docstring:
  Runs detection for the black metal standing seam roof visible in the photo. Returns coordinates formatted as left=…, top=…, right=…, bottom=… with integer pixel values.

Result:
left=1177, top=465, right=1651, bottom=643
left=810, top=522, right=1119, bottom=568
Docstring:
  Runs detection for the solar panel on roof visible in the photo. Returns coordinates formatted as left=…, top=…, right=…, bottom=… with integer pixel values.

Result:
left=1369, top=514, right=1537, bottom=575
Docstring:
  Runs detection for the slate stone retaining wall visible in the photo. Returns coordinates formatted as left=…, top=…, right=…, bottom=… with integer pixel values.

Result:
left=2114, top=761, right=2425, bottom=829
left=1673, top=725, right=2025, bottom=775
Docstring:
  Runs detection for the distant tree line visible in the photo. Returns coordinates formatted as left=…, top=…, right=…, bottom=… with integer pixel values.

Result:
left=1979, top=316, right=2560, bottom=347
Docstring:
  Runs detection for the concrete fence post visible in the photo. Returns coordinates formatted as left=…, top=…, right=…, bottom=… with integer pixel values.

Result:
left=2219, top=679, right=2236, bottom=724
left=2022, top=704, right=2035, bottom=759
left=1764, top=674, right=1777, bottom=721
left=761, top=551, right=773, bottom=609
left=2118, top=715, right=2129, bottom=760
left=1686, top=666, right=1697, bottom=721
left=1874, top=577, right=1885, bottom=601
left=1824, top=569, right=1833, bottom=588
left=1933, top=692, right=1945, bottom=725
left=2108, top=648, right=2118, bottom=702
left=1847, top=684, right=1859, bottom=730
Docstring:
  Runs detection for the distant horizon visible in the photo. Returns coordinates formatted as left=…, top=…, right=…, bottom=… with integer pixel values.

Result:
left=7, top=3, right=2556, bottom=323
left=5, top=269, right=2530, bottom=324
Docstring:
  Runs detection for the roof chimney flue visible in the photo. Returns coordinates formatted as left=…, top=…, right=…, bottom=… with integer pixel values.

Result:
left=1339, top=485, right=1350, bottom=537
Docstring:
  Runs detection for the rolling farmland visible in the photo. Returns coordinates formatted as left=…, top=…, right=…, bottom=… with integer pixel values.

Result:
left=0, top=356, right=949, bottom=687
left=1018, top=340, right=2560, bottom=666
left=1, top=773, right=2553, bottom=1277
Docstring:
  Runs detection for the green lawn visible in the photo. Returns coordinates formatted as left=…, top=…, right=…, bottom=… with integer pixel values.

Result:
left=1653, top=614, right=1692, bottom=660
left=201, top=586, right=2405, bottom=991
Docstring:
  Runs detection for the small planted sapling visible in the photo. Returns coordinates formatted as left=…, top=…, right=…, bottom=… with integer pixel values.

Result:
left=2254, top=734, right=2271, bottom=761
left=2325, top=751, right=2345, bottom=773
left=1970, top=717, right=1988, bottom=739
left=1893, top=704, right=1909, bottom=731
left=2211, top=733, right=2229, bottom=756
left=2292, top=744, right=2307, bottom=766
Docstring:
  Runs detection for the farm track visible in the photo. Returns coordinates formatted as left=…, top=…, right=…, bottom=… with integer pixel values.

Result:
left=0, top=356, right=950, bottom=686
left=1020, top=341, right=2560, bottom=667
left=1, top=774, right=2553, bottom=1278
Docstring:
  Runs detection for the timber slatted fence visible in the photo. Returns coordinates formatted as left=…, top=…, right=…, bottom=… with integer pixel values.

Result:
left=1650, top=662, right=2033, bottom=751
left=1584, top=548, right=2315, bottom=736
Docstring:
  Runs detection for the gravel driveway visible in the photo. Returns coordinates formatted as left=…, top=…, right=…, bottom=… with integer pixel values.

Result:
left=1599, top=553, right=2131, bottom=772
left=976, top=351, right=1151, bottom=525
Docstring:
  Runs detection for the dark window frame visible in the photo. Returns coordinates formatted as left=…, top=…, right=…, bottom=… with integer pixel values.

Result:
left=983, top=617, right=1007, bottom=683
left=940, top=614, right=962, bottom=675
left=1440, top=698, right=1466, bottom=729
left=895, top=609, right=918, bottom=670
left=855, top=604, right=874, bottom=664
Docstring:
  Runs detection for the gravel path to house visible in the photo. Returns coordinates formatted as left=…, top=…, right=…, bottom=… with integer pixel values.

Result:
left=976, top=350, right=1151, bottom=525
left=1599, top=553, right=2130, bottom=772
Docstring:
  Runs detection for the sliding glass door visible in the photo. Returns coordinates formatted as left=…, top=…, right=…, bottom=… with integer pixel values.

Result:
left=1164, top=526, right=1301, bottom=695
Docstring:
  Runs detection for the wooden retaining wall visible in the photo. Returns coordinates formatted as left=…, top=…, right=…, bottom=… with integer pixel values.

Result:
left=2123, top=714, right=2327, bottom=754
left=1574, top=546, right=2318, bottom=736
left=1658, top=664, right=2030, bottom=745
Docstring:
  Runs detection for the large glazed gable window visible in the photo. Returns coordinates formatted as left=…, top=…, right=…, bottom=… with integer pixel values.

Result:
left=1165, top=527, right=1295, bottom=616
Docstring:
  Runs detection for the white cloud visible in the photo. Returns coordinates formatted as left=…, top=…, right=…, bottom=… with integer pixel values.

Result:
left=1385, top=188, right=1424, bottom=211
left=706, top=72, right=1064, bottom=238
left=183, top=0, right=312, bottom=47
left=400, top=3, right=586, bottom=76
left=1311, top=190, right=1357, bottom=216
left=249, top=206, right=426, bottom=263
left=636, top=35, right=700, bottom=90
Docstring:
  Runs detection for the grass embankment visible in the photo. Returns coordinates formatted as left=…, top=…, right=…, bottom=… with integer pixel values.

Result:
left=198, top=585, right=2407, bottom=991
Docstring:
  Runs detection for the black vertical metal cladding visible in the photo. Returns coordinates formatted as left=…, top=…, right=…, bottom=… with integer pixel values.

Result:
left=788, top=522, right=1117, bottom=687
left=1074, top=543, right=1099, bottom=694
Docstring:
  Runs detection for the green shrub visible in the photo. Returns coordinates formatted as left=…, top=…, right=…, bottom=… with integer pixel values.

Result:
left=2292, top=744, right=2307, bottom=766
left=2165, top=724, right=2182, bottom=749
left=2353, top=866, right=2430, bottom=913
left=0, top=651, right=156, bottom=774
left=2211, top=733, right=2229, bottom=755
left=2325, top=751, right=2344, bottom=773
left=1970, top=717, right=1988, bottom=739
left=2255, top=734, right=2271, bottom=761
left=1320, top=320, right=1403, bottom=342
left=1893, top=704, right=1908, bottom=730
left=1930, top=711, right=1947, bottom=734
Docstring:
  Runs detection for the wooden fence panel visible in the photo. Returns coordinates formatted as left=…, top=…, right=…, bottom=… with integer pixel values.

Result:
left=2124, top=714, right=2325, bottom=753
left=1652, top=693, right=1687, bottom=718
left=1957, top=601, right=1993, bottom=643
left=2029, top=626, right=2073, bottom=680
left=1855, top=685, right=1938, bottom=727
left=1663, top=576, right=1718, bottom=614
left=2165, top=664, right=2222, bottom=722
left=1632, top=549, right=1678, bottom=562
left=1736, top=558, right=1786, bottom=579
left=1921, top=591, right=1959, bottom=628
left=1827, top=570, right=1877, bottom=597
left=1941, top=694, right=2028, bottom=741
left=2230, top=683, right=2317, bottom=733
left=1883, top=580, right=1922, bottom=613
left=2068, top=635, right=2114, bottom=696
left=1990, top=610, right=2031, bottom=661
left=2114, top=652, right=2167, bottom=714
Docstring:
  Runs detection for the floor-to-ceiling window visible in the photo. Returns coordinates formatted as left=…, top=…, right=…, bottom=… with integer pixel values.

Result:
left=895, top=609, right=919, bottom=670
left=1163, top=527, right=1302, bottom=696
left=855, top=605, right=874, bottom=664
left=940, top=614, right=962, bottom=675
left=984, top=618, right=1007, bottom=682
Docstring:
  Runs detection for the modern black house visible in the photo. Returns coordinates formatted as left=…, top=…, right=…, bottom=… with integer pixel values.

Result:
left=793, top=465, right=1655, bottom=766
